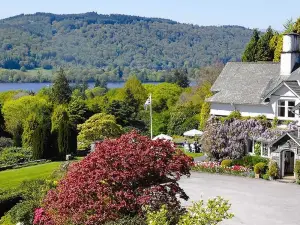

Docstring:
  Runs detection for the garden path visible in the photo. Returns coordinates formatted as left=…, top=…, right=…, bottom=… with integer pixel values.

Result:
left=178, top=172, right=300, bottom=225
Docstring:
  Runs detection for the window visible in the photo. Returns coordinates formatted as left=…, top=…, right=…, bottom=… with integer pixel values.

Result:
left=278, top=100, right=285, bottom=117
left=277, top=100, right=296, bottom=118
left=288, top=101, right=295, bottom=117
left=261, top=144, right=268, bottom=156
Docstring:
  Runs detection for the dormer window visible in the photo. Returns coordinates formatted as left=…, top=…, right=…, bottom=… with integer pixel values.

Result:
left=277, top=100, right=295, bottom=118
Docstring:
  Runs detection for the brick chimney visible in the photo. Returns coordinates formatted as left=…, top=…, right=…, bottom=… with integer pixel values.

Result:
left=280, top=33, right=300, bottom=76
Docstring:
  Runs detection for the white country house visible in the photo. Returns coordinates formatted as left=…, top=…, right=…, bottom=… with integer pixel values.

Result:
left=208, top=33, right=300, bottom=179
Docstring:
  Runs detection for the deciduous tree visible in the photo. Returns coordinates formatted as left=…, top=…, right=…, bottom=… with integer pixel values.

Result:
left=35, top=131, right=192, bottom=225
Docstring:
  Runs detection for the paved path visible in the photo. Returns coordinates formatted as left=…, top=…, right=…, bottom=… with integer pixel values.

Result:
left=178, top=172, right=300, bottom=225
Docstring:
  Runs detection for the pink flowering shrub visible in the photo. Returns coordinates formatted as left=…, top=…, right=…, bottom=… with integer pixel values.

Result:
left=193, top=161, right=251, bottom=176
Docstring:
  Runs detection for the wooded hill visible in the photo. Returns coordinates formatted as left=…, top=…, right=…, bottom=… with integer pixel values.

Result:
left=0, top=12, right=253, bottom=82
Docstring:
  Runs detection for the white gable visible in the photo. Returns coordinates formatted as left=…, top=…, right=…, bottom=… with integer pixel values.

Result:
left=273, top=85, right=298, bottom=98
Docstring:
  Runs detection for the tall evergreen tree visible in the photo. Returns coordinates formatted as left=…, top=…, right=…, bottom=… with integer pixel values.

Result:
left=173, top=69, right=190, bottom=88
left=57, top=111, right=73, bottom=159
left=52, top=68, right=72, bottom=104
left=242, top=29, right=260, bottom=62
left=32, top=116, right=52, bottom=159
left=255, top=26, right=274, bottom=61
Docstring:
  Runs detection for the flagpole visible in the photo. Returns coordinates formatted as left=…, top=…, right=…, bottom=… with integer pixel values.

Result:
left=150, top=94, right=153, bottom=139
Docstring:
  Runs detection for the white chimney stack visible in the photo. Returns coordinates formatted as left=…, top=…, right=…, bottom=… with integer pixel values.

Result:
left=280, top=33, right=300, bottom=76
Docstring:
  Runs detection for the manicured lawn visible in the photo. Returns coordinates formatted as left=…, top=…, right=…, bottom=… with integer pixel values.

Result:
left=184, top=152, right=204, bottom=158
left=0, top=162, right=62, bottom=190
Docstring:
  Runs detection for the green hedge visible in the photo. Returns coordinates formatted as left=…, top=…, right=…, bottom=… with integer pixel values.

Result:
left=0, top=189, right=22, bottom=218
left=231, top=155, right=269, bottom=169
left=0, top=147, right=32, bottom=167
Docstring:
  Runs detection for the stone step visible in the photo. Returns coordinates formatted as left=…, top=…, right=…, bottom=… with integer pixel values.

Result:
left=277, top=179, right=296, bottom=184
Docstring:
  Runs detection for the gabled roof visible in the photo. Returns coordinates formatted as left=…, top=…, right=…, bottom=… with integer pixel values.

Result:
left=267, top=131, right=300, bottom=148
left=208, top=62, right=300, bottom=105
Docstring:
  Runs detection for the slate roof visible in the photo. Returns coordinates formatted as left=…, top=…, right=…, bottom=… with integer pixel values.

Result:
left=285, top=81, right=300, bottom=97
left=207, top=62, right=300, bottom=105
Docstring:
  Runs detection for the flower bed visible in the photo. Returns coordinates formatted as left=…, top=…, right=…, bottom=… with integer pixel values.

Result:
left=193, top=161, right=252, bottom=177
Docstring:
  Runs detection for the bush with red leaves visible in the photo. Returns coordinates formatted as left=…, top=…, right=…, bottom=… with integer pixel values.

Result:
left=35, top=131, right=193, bottom=225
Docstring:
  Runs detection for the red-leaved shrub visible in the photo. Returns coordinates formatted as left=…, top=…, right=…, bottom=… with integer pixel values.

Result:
left=35, top=131, right=192, bottom=225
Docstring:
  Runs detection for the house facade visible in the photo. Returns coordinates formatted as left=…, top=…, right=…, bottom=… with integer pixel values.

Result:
left=208, top=33, right=300, bottom=179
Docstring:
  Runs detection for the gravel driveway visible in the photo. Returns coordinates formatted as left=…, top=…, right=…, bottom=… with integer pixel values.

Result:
left=178, top=172, right=300, bottom=225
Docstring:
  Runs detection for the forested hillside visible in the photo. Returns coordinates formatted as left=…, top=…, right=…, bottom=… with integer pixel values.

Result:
left=0, top=12, right=253, bottom=82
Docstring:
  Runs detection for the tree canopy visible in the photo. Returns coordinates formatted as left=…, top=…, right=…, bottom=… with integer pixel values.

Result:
left=0, top=12, right=253, bottom=82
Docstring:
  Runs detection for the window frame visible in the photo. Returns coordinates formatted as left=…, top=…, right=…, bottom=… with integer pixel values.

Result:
left=277, top=99, right=296, bottom=119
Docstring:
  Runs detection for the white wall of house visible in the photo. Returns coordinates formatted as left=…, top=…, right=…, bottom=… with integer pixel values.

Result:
left=210, top=85, right=300, bottom=120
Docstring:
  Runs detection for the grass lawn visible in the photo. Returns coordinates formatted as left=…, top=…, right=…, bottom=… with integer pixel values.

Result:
left=0, top=162, right=62, bottom=191
left=184, top=152, right=204, bottom=158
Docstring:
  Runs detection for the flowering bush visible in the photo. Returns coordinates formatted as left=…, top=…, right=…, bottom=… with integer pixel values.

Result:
left=35, top=131, right=193, bottom=225
left=202, top=116, right=283, bottom=160
left=193, top=161, right=251, bottom=176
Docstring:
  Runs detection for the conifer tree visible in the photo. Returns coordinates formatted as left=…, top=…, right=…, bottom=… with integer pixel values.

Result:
left=255, top=26, right=274, bottom=61
left=57, top=111, right=72, bottom=159
left=32, top=116, right=52, bottom=159
left=173, top=69, right=190, bottom=88
left=52, top=68, right=72, bottom=104
left=242, top=29, right=260, bottom=62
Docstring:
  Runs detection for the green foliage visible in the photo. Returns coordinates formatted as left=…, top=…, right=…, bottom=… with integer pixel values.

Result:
left=170, top=69, right=190, bottom=88
left=0, top=147, right=32, bottom=167
left=77, top=113, right=123, bottom=147
left=0, top=171, right=64, bottom=225
left=293, top=17, right=300, bottom=34
left=57, top=111, right=73, bottom=159
left=242, top=29, right=260, bottom=62
left=0, top=13, right=253, bottom=82
left=199, top=96, right=211, bottom=130
left=68, top=97, right=89, bottom=126
left=146, top=197, right=233, bottom=225
left=152, top=111, right=170, bottom=136
left=178, top=197, right=233, bottom=225
left=221, top=159, right=232, bottom=167
left=51, top=105, right=67, bottom=132
left=32, top=116, right=52, bottom=160
left=51, top=68, right=71, bottom=104
left=0, top=137, right=13, bottom=149
left=124, top=76, right=147, bottom=105
left=255, top=26, right=274, bottom=61
left=0, top=104, right=5, bottom=136
left=146, top=205, right=170, bottom=225
left=85, top=87, right=107, bottom=99
left=231, top=155, right=269, bottom=169
left=262, top=174, right=269, bottom=180
left=272, top=117, right=279, bottom=128
left=267, top=160, right=278, bottom=178
left=144, top=83, right=183, bottom=112
left=2, top=95, right=51, bottom=138
left=254, top=142, right=261, bottom=156
left=295, top=160, right=300, bottom=180
left=22, top=113, right=40, bottom=148
left=168, top=104, right=199, bottom=135
left=254, top=162, right=267, bottom=175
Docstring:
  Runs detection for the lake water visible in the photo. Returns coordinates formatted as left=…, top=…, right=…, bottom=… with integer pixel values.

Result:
left=0, top=82, right=160, bottom=92
left=0, top=81, right=197, bottom=92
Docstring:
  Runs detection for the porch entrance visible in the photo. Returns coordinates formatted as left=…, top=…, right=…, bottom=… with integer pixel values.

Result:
left=281, top=150, right=295, bottom=178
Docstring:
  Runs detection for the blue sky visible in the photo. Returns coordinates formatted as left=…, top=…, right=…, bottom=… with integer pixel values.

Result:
left=0, top=0, right=299, bottom=30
